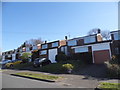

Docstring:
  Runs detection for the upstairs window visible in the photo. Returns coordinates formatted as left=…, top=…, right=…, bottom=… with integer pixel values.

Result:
left=84, top=36, right=96, bottom=44
left=52, top=42, right=59, bottom=47
left=32, top=45, right=37, bottom=50
left=113, top=32, right=120, bottom=40
left=68, top=40, right=77, bottom=46
left=42, top=44, right=47, bottom=49
left=40, top=50, right=47, bottom=55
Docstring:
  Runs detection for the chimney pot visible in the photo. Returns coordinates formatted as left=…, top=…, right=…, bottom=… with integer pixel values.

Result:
left=98, top=29, right=101, bottom=33
left=45, top=40, right=47, bottom=44
left=65, top=36, right=67, bottom=40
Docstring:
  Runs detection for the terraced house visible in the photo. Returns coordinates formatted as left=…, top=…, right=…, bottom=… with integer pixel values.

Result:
left=2, top=30, right=120, bottom=65
left=39, top=40, right=67, bottom=63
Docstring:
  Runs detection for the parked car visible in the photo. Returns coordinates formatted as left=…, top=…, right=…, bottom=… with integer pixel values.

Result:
left=1, top=60, right=12, bottom=68
left=33, top=58, right=51, bottom=68
left=5, top=59, right=23, bottom=68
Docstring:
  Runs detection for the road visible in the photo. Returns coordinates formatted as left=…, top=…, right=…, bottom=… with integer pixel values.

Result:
left=2, top=73, right=77, bottom=88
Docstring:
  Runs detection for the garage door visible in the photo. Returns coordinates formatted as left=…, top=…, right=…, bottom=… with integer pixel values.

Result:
left=93, top=50, right=110, bottom=64
left=48, top=48, right=57, bottom=63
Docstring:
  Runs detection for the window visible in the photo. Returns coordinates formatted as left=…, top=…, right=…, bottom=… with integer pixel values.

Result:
left=40, top=50, right=47, bottom=55
left=32, top=45, right=37, bottom=50
left=42, top=44, right=47, bottom=49
left=75, top=47, right=88, bottom=53
left=114, top=32, right=120, bottom=40
left=52, top=42, right=58, bottom=47
left=61, top=47, right=64, bottom=52
left=26, top=47, right=30, bottom=52
left=84, top=36, right=96, bottom=44
left=60, top=46, right=67, bottom=55
left=68, top=40, right=77, bottom=46
left=115, top=48, right=119, bottom=54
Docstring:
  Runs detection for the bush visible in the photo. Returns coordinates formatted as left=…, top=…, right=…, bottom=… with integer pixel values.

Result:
left=109, top=55, right=120, bottom=64
left=20, top=52, right=32, bottom=63
left=13, top=62, right=33, bottom=69
left=105, top=62, right=120, bottom=79
left=55, top=52, right=67, bottom=62
left=62, top=63, right=74, bottom=73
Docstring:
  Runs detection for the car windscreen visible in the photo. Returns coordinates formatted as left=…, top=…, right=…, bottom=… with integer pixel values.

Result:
left=35, top=58, right=40, bottom=61
left=39, top=58, right=46, bottom=62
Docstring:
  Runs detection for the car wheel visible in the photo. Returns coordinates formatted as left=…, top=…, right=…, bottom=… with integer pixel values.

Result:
left=20, top=62, right=23, bottom=64
left=39, top=64, right=42, bottom=67
left=10, top=64, right=13, bottom=68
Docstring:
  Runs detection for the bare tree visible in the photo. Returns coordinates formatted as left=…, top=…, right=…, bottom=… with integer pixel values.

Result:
left=87, top=28, right=110, bottom=40
left=87, top=28, right=100, bottom=35
left=25, top=38, right=44, bottom=46
left=34, top=38, right=43, bottom=45
left=101, top=30, right=111, bottom=40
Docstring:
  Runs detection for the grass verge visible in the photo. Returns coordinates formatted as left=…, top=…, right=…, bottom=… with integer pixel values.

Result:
left=98, top=82, right=120, bottom=90
left=12, top=72, right=62, bottom=81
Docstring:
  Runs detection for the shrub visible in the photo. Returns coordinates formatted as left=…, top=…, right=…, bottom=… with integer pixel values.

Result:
left=62, top=63, right=74, bottom=73
left=55, top=52, right=67, bottom=62
left=105, top=62, right=120, bottom=79
left=20, top=52, right=32, bottom=63
left=109, top=55, right=120, bottom=64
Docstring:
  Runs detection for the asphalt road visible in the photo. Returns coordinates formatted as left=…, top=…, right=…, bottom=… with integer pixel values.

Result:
left=2, top=73, right=77, bottom=88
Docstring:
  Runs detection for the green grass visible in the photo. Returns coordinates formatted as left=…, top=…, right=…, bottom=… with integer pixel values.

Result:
left=98, top=82, right=120, bottom=90
left=14, top=72, right=61, bottom=80
left=35, top=60, right=85, bottom=74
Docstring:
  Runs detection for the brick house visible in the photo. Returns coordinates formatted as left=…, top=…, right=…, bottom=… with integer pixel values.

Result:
left=39, top=40, right=66, bottom=63
left=67, top=31, right=112, bottom=64
left=110, top=30, right=120, bottom=60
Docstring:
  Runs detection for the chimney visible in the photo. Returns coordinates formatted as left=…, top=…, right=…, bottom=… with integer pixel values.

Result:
left=98, top=29, right=101, bottom=34
left=65, top=36, right=67, bottom=40
left=45, top=40, right=47, bottom=44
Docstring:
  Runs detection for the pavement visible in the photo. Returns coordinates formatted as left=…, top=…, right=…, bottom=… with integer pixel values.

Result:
left=1, top=69, right=119, bottom=88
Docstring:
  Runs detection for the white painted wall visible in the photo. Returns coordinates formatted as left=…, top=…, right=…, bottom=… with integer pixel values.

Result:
left=12, top=54, right=16, bottom=60
left=48, top=48, right=57, bottom=63
left=92, top=43, right=110, bottom=51
left=72, top=42, right=110, bottom=51
left=75, top=46, right=88, bottom=53
left=2, top=55, right=5, bottom=61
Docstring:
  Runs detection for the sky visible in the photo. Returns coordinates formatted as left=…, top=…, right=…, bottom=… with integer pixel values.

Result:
left=2, top=2, right=118, bottom=52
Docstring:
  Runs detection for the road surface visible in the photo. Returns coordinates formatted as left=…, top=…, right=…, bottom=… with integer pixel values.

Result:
left=2, top=73, right=77, bottom=88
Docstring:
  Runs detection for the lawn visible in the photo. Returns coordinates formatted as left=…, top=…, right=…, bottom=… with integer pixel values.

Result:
left=32, top=60, right=85, bottom=74
left=13, top=62, right=33, bottom=69
left=13, top=72, right=62, bottom=81
left=98, top=82, right=120, bottom=90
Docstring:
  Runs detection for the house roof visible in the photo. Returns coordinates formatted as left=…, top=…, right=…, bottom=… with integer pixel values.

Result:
left=110, top=30, right=120, bottom=33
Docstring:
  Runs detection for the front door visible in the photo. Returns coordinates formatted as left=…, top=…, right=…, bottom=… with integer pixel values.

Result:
left=48, top=48, right=57, bottom=63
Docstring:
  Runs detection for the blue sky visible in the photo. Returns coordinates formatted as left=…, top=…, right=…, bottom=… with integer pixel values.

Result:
left=2, top=2, right=118, bottom=52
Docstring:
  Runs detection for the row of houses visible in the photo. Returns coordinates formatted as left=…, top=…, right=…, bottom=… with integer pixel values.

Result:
left=2, top=30, right=120, bottom=64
